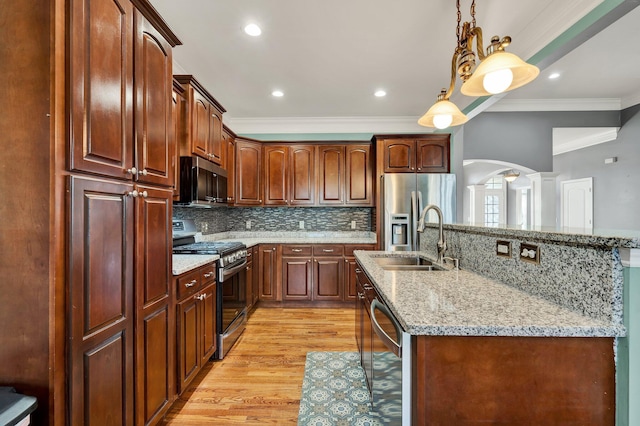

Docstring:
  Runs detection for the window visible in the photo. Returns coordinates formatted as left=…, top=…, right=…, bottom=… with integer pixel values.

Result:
left=484, top=195, right=500, bottom=227
left=484, top=177, right=505, bottom=227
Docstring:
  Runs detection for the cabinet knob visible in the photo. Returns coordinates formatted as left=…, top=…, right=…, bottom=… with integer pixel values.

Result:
left=126, top=167, right=137, bottom=176
left=140, top=191, right=148, bottom=198
left=203, top=272, right=213, bottom=279
left=185, top=279, right=197, bottom=288
left=127, top=190, right=139, bottom=198
left=140, top=168, right=148, bottom=176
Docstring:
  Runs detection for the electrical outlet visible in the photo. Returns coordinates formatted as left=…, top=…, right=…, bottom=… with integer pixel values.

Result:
left=351, top=220, right=357, bottom=229
left=496, top=240, right=511, bottom=257
left=299, top=220, right=304, bottom=229
left=246, top=220, right=251, bottom=230
left=519, top=243, right=540, bottom=264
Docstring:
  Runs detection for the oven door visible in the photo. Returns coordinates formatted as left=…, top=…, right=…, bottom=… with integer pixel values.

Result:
left=370, top=299, right=410, bottom=425
left=216, top=260, right=247, bottom=359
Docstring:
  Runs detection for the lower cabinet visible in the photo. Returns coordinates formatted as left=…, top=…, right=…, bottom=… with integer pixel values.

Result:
left=279, top=244, right=375, bottom=303
left=259, top=244, right=280, bottom=301
left=175, top=262, right=217, bottom=395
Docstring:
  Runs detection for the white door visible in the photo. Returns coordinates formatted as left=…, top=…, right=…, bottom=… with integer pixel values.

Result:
left=561, top=177, right=593, bottom=232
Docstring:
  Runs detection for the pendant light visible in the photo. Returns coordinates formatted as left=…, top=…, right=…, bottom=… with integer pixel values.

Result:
left=418, top=0, right=539, bottom=129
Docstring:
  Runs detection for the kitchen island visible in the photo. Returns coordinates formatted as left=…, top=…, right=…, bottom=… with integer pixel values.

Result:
left=355, top=250, right=624, bottom=426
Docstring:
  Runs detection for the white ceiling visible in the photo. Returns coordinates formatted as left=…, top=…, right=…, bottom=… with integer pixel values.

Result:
left=149, top=0, right=640, bottom=134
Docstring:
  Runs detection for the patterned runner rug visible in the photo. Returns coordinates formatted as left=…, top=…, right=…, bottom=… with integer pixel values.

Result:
left=297, top=351, right=384, bottom=425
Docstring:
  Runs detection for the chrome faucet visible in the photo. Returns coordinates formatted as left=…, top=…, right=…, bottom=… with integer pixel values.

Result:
left=417, top=204, right=446, bottom=263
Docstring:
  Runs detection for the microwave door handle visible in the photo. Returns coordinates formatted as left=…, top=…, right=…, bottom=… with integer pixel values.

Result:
left=370, top=299, right=402, bottom=358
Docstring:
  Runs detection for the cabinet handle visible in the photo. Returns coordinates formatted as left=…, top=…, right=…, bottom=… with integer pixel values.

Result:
left=363, top=284, right=373, bottom=290
left=355, top=269, right=361, bottom=273
left=126, top=167, right=138, bottom=176
left=292, top=249, right=303, bottom=253
left=140, top=191, right=148, bottom=198
left=203, top=272, right=213, bottom=279
left=140, top=168, right=148, bottom=176
left=127, top=190, right=139, bottom=198
left=185, top=279, right=197, bottom=288
left=322, top=249, right=334, bottom=253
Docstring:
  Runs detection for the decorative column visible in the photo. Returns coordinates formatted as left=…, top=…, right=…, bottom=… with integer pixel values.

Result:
left=527, top=172, right=558, bottom=229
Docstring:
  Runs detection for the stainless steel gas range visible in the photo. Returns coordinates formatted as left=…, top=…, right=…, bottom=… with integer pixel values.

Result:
left=172, top=219, right=247, bottom=359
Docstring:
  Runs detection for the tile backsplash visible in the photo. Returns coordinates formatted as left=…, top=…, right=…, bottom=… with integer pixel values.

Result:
left=174, top=206, right=374, bottom=234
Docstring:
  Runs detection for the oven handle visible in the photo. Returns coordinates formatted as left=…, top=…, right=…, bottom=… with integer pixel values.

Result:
left=218, top=258, right=247, bottom=283
left=370, top=299, right=402, bottom=358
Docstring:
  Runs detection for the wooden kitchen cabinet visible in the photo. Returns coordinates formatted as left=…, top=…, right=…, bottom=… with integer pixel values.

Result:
left=68, top=0, right=135, bottom=181
left=134, top=13, right=175, bottom=188
left=258, top=245, right=280, bottom=301
left=172, top=80, right=186, bottom=199
left=318, top=144, right=373, bottom=206
left=345, top=144, right=374, bottom=206
left=174, top=75, right=226, bottom=166
left=378, top=134, right=450, bottom=173
left=282, top=245, right=313, bottom=300
left=68, top=176, right=136, bottom=425
left=264, top=145, right=316, bottom=206
left=344, top=244, right=376, bottom=301
left=312, top=245, right=345, bottom=301
left=235, top=138, right=263, bottom=206
left=175, top=263, right=217, bottom=395
left=224, top=126, right=236, bottom=204
left=134, top=185, right=174, bottom=426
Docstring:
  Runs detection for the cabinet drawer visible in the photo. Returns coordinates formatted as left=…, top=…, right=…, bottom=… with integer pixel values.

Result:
left=200, top=263, right=216, bottom=285
left=282, top=245, right=313, bottom=256
left=177, top=268, right=201, bottom=300
left=313, top=244, right=344, bottom=256
left=344, top=244, right=376, bottom=256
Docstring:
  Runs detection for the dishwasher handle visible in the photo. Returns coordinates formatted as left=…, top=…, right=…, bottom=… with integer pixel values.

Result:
left=370, top=299, right=402, bottom=358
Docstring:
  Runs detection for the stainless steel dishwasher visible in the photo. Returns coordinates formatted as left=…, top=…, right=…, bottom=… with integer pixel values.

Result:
left=370, top=295, right=411, bottom=425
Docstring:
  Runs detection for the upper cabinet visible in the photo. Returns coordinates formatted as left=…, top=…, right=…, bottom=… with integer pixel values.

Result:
left=264, top=145, right=316, bottom=206
left=318, top=144, right=373, bottom=206
left=223, top=125, right=236, bottom=204
left=174, top=75, right=226, bottom=166
left=378, top=134, right=450, bottom=173
left=235, top=138, right=263, bottom=206
left=134, top=11, right=175, bottom=187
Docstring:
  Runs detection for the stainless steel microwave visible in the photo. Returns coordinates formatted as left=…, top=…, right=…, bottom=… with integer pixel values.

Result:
left=177, top=156, right=228, bottom=206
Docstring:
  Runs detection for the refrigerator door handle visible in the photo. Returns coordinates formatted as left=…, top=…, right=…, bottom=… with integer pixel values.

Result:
left=411, top=191, right=418, bottom=251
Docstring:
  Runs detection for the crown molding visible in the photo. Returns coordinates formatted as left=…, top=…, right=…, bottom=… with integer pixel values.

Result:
left=622, top=90, right=640, bottom=109
left=552, top=127, right=619, bottom=155
left=225, top=116, right=432, bottom=135
left=485, top=98, right=622, bottom=112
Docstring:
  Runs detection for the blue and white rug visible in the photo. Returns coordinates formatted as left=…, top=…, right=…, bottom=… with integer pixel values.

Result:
left=297, top=351, right=384, bottom=426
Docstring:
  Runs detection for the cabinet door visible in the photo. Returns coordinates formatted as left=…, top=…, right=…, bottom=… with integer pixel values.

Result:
left=235, top=140, right=262, bottom=206
left=172, top=84, right=186, bottom=199
left=134, top=185, right=173, bottom=425
left=68, top=176, right=135, bottom=425
left=383, top=139, right=415, bottom=173
left=191, top=90, right=210, bottom=160
left=264, top=146, right=288, bottom=206
left=416, top=136, right=450, bottom=173
left=345, top=257, right=358, bottom=301
left=289, top=145, right=316, bottom=205
left=258, top=245, right=279, bottom=300
left=245, top=255, right=254, bottom=310
left=226, top=136, right=236, bottom=204
left=345, top=144, right=373, bottom=206
left=313, top=256, right=344, bottom=301
left=134, top=13, right=174, bottom=187
left=209, top=110, right=223, bottom=165
left=69, top=0, right=134, bottom=180
left=318, top=145, right=345, bottom=205
left=176, top=294, right=199, bottom=394
left=200, top=283, right=217, bottom=364
left=252, top=246, right=260, bottom=306
left=282, top=256, right=313, bottom=300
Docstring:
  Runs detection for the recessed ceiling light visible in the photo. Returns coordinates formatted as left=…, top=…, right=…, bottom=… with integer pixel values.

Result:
left=374, top=90, right=387, bottom=97
left=244, top=23, right=262, bottom=37
left=272, top=90, right=284, bottom=97
left=548, top=72, right=561, bottom=80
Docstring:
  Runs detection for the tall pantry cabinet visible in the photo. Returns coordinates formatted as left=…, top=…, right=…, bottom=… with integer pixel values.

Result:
left=0, top=1, right=180, bottom=425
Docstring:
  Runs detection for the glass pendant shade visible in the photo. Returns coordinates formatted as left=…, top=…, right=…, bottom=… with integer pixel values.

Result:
left=460, top=50, right=539, bottom=96
left=418, top=98, right=468, bottom=129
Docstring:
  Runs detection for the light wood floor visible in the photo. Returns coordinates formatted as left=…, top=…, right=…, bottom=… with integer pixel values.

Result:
left=163, top=306, right=358, bottom=425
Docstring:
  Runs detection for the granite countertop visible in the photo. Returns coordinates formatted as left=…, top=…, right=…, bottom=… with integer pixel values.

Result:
left=354, top=250, right=625, bottom=338
left=173, top=254, right=219, bottom=275
left=172, top=231, right=376, bottom=275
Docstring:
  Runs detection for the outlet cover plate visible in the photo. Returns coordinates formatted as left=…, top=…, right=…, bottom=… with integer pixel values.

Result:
left=520, top=243, right=540, bottom=264
left=496, top=240, right=512, bottom=258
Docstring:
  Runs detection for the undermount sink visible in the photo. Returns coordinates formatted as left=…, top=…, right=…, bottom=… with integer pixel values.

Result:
left=373, top=256, right=445, bottom=271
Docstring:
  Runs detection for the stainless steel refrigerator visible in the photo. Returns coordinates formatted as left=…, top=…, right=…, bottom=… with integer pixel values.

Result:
left=381, top=173, right=456, bottom=251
